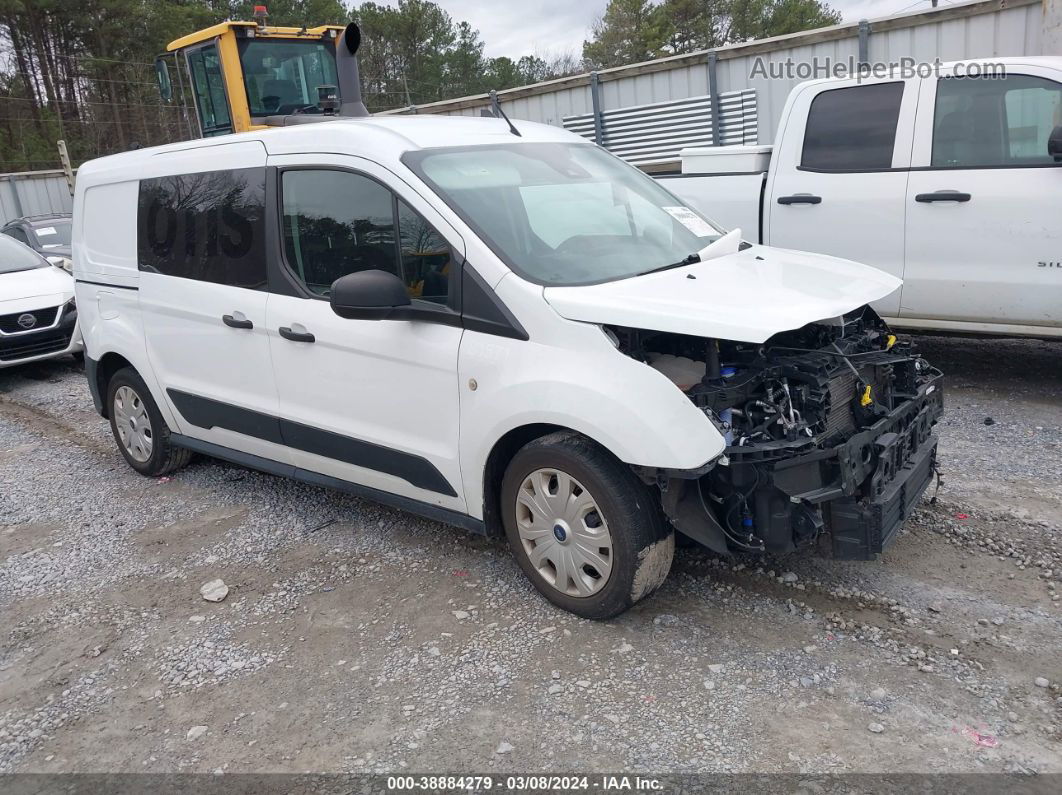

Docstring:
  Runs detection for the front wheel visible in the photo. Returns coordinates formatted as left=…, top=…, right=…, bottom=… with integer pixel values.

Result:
left=500, top=431, right=673, bottom=619
left=106, top=367, right=191, bottom=477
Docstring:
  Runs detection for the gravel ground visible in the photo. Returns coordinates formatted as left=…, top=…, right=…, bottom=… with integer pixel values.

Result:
left=0, top=335, right=1059, bottom=775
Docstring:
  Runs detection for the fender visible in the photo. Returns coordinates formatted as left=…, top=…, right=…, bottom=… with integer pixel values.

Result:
left=73, top=280, right=182, bottom=432
left=457, top=277, right=725, bottom=519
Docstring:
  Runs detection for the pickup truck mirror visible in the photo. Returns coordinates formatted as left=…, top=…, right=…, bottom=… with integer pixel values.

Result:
left=330, top=269, right=411, bottom=320
left=1049, top=125, right=1062, bottom=163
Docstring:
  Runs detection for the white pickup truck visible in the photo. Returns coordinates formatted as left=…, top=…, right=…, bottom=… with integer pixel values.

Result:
left=661, top=57, right=1062, bottom=338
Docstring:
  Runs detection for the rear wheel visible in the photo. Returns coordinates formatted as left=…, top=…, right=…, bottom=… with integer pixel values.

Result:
left=500, top=431, right=673, bottom=619
left=106, top=367, right=191, bottom=477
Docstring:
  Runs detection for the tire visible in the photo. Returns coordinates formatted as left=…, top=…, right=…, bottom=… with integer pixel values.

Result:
left=500, top=431, right=674, bottom=619
left=106, top=367, right=191, bottom=477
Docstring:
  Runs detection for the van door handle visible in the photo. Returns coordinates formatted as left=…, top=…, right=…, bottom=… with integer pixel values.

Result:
left=915, top=190, right=971, bottom=203
left=777, top=194, right=822, bottom=205
left=278, top=326, right=315, bottom=343
left=222, top=314, right=253, bottom=329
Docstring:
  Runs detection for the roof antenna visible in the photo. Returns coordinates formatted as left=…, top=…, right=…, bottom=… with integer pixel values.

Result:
left=489, top=90, right=521, bottom=137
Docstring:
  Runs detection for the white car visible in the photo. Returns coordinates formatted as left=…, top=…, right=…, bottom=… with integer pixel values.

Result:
left=0, top=234, right=82, bottom=368
left=73, top=117, right=943, bottom=618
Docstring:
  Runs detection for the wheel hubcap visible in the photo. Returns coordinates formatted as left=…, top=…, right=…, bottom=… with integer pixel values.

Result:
left=515, top=468, right=613, bottom=598
left=113, top=385, right=153, bottom=463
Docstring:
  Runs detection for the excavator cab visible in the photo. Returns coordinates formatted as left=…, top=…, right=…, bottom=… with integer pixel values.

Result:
left=155, top=5, right=365, bottom=138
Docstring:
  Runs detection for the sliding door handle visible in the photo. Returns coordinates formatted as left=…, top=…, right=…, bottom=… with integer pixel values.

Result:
left=222, top=314, right=253, bottom=329
left=220, top=312, right=251, bottom=326
left=777, top=194, right=822, bottom=205
left=278, top=326, right=315, bottom=343
left=915, top=190, right=971, bottom=203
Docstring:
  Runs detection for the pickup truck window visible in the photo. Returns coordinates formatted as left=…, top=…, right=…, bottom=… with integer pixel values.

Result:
left=932, top=74, right=1062, bottom=168
left=801, top=82, right=903, bottom=171
left=404, top=143, right=722, bottom=287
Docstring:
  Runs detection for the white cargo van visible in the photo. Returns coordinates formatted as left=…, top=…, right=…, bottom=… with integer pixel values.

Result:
left=73, top=116, right=943, bottom=618
left=663, top=57, right=1062, bottom=338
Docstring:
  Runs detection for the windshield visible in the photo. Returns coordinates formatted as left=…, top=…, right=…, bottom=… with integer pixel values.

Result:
left=237, top=38, right=340, bottom=116
left=404, top=143, right=723, bottom=286
left=0, top=235, right=47, bottom=274
left=31, top=218, right=71, bottom=249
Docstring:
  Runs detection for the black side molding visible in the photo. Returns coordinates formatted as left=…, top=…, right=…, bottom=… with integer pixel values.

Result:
left=169, top=434, right=485, bottom=535
left=76, top=279, right=139, bottom=291
left=168, top=389, right=284, bottom=445
left=166, top=389, right=457, bottom=497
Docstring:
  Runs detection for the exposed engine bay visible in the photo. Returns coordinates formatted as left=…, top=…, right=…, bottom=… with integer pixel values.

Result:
left=613, top=306, right=944, bottom=560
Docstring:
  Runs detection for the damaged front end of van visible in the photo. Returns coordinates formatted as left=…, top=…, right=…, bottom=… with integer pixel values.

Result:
left=619, top=306, right=943, bottom=559
left=545, top=242, right=943, bottom=560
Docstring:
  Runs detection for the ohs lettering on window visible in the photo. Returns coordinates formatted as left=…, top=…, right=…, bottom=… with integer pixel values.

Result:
left=137, top=167, right=266, bottom=289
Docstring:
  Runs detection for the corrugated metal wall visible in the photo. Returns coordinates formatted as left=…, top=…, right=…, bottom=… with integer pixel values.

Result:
left=562, top=90, right=759, bottom=166
left=386, top=0, right=1044, bottom=150
left=0, top=171, right=73, bottom=226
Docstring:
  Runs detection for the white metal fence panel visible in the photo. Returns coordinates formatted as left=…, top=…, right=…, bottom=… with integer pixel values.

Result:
left=562, top=90, right=757, bottom=166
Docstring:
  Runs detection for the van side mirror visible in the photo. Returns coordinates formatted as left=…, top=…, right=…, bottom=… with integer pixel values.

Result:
left=1049, top=125, right=1062, bottom=163
left=330, top=269, right=411, bottom=320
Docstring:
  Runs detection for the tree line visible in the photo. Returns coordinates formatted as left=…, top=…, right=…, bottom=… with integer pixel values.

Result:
left=0, top=0, right=839, bottom=173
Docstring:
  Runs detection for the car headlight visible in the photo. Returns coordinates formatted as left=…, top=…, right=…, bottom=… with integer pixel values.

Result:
left=64, top=297, right=76, bottom=314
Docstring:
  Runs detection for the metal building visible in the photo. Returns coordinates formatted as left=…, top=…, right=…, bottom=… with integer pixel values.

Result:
left=383, top=0, right=1047, bottom=170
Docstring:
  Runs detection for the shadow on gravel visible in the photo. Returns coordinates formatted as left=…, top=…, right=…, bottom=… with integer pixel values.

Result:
left=0, top=356, right=83, bottom=392
left=910, top=334, right=1061, bottom=395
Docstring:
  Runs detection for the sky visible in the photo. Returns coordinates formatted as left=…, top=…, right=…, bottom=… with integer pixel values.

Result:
left=431, top=0, right=942, bottom=59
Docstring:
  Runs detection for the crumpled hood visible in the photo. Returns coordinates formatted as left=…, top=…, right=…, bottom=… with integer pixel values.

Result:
left=543, top=245, right=901, bottom=343
left=0, top=265, right=73, bottom=313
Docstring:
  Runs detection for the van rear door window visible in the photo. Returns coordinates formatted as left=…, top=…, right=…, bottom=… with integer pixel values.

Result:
left=137, top=167, right=267, bottom=289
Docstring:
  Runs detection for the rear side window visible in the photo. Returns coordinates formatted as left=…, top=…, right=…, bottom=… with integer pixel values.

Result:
left=137, top=167, right=267, bottom=290
left=801, top=82, right=904, bottom=171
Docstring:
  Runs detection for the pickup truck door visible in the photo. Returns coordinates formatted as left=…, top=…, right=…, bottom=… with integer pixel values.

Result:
left=764, top=76, right=919, bottom=318
left=903, top=65, right=1062, bottom=329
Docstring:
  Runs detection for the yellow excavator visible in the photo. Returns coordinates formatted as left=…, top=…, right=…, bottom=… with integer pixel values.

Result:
left=154, top=5, right=368, bottom=138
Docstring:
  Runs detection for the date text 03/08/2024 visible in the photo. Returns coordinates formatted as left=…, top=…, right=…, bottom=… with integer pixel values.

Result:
left=386, top=775, right=665, bottom=790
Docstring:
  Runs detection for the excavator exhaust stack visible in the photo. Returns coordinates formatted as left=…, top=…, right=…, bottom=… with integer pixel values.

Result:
left=337, top=23, right=369, bottom=118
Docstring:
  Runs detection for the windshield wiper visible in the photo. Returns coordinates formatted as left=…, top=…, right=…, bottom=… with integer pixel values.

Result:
left=637, top=252, right=700, bottom=276
left=636, top=228, right=747, bottom=277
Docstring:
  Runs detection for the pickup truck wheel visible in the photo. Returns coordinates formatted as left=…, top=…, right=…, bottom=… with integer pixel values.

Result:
left=500, top=431, right=673, bottom=619
left=107, top=367, right=191, bottom=477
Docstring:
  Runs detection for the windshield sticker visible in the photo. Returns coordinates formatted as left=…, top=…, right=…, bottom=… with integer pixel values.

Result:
left=662, top=206, right=716, bottom=238
left=36, top=226, right=57, bottom=236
